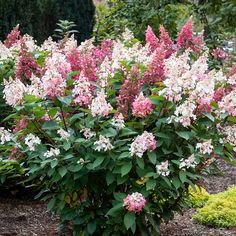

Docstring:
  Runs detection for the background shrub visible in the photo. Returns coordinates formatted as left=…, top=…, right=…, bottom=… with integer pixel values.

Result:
left=0, top=0, right=95, bottom=44
left=188, top=185, right=210, bottom=208
left=193, top=186, right=236, bottom=228
left=94, top=0, right=236, bottom=49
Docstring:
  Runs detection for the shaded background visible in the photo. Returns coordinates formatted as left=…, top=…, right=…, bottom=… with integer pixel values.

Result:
left=0, top=0, right=95, bottom=44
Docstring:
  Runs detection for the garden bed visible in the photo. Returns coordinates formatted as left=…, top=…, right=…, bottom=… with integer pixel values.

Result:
left=0, top=160, right=235, bottom=236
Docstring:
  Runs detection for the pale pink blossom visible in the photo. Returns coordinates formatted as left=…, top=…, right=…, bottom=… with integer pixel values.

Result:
left=0, top=127, right=13, bottom=144
left=73, top=74, right=92, bottom=105
left=196, top=140, right=213, bottom=155
left=90, top=91, right=113, bottom=117
left=94, top=135, right=114, bottom=152
left=123, top=192, right=146, bottom=212
left=130, top=131, right=156, bottom=158
left=156, top=161, right=170, bottom=176
left=132, top=93, right=154, bottom=118
left=111, top=113, right=125, bottom=129
left=219, top=90, right=236, bottom=116
left=3, top=78, right=26, bottom=106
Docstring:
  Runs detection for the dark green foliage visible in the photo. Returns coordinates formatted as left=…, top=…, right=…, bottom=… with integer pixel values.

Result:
left=0, top=0, right=95, bottom=44
left=94, top=0, right=236, bottom=48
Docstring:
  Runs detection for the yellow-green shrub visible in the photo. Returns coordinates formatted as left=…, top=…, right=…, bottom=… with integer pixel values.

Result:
left=188, top=185, right=210, bottom=208
left=193, top=186, right=236, bottom=228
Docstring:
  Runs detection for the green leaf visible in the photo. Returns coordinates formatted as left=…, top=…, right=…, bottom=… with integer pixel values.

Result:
left=227, top=116, right=236, bottom=123
left=149, top=95, right=165, bottom=104
left=58, top=167, right=67, bottom=177
left=106, top=171, right=115, bottom=185
left=176, top=131, right=191, bottom=140
left=42, top=120, right=60, bottom=130
left=121, top=162, right=132, bottom=176
left=87, top=221, right=97, bottom=235
left=50, top=159, right=58, bottom=168
left=203, top=112, right=215, bottom=122
left=148, top=152, right=156, bottom=165
left=106, top=203, right=123, bottom=216
left=172, top=176, right=181, bottom=189
left=93, top=155, right=105, bottom=168
left=124, top=212, right=136, bottom=230
left=120, top=128, right=138, bottom=137
left=155, top=132, right=169, bottom=139
left=47, top=198, right=56, bottom=211
left=179, top=171, right=187, bottom=183
left=118, top=152, right=131, bottom=159
left=114, top=192, right=126, bottom=201
left=146, top=179, right=156, bottom=190
left=136, top=158, right=144, bottom=169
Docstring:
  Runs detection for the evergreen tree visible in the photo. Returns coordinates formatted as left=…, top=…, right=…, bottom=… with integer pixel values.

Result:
left=0, top=0, right=95, bottom=44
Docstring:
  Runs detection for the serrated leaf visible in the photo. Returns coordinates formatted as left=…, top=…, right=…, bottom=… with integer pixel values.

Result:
left=93, top=155, right=105, bottom=168
left=146, top=179, right=156, bottom=190
left=58, top=167, right=67, bottom=177
left=47, top=198, right=56, bottom=211
left=148, top=152, right=156, bottom=165
left=124, top=212, right=136, bottom=230
left=106, top=203, right=123, bottom=216
left=121, top=162, right=132, bottom=177
left=179, top=171, right=187, bottom=183
left=42, top=120, right=60, bottom=130
left=87, top=221, right=97, bottom=235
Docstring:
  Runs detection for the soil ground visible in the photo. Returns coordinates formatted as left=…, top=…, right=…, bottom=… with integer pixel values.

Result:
left=0, top=160, right=235, bottom=236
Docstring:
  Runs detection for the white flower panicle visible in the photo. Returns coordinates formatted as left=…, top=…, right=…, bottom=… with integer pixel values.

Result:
left=27, top=74, right=45, bottom=99
left=172, top=100, right=197, bottom=127
left=44, top=148, right=60, bottom=158
left=156, top=161, right=170, bottom=176
left=130, top=131, right=156, bottom=158
left=57, top=128, right=70, bottom=140
left=0, top=127, right=13, bottom=144
left=24, top=133, right=41, bottom=151
left=72, top=74, right=92, bottom=105
left=94, top=135, right=114, bottom=152
left=217, top=125, right=236, bottom=150
left=179, top=154, right=197, bottom=169
left=3, top=78, right=26, bottom=106
left=111, top=113, right=125, bottom=129
left=196, top=140, right=213, bottom=155
left=0, top=42, right=13, bottom=61
left=90, top=90, right=113, bottom=117
left=80, top=128, right=96, bottom=140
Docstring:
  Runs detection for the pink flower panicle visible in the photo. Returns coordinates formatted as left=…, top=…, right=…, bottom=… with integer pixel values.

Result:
left=159, top=25, right=175, bottom=57
left=177, top=18, right=204, bottom=52
left=13, top=117, right=29, bottom=133
left=132, top=92, right=154, bottom=118
left=123, top=192, right=146, bottom=212
left=142, top=45, right=165, bottom=86
left=117, top=66, right=141, bottom=118
left=15, top=41, right=41, bottom=81
left=213, top=87, right=225, bottom=103
left=145, top=26, right=159, bottom=52
left=4, top=25, right=20, bottom=48
left=212, top=48, right=229, bottom=60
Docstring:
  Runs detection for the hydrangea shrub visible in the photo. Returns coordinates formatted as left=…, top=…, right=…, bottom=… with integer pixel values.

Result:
left=0, top=20, right=236, bottom=235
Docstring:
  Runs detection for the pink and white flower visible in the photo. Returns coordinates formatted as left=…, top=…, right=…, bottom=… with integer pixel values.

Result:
left=123, top=192, right=146, bottom=212
left=130, top=131, right=156, bottom=158
left=132, top=93, right=154, bottom=118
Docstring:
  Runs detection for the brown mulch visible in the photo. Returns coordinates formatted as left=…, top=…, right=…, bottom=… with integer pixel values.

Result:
left=0, top=160, right=236, bottom=236
left=160, top=160, right=236, bottom=236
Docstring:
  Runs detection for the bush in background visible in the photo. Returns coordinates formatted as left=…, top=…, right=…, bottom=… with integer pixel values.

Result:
left=193, top=186, right=236, bottom=228
left=0, top=0, right=95, bottom=44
